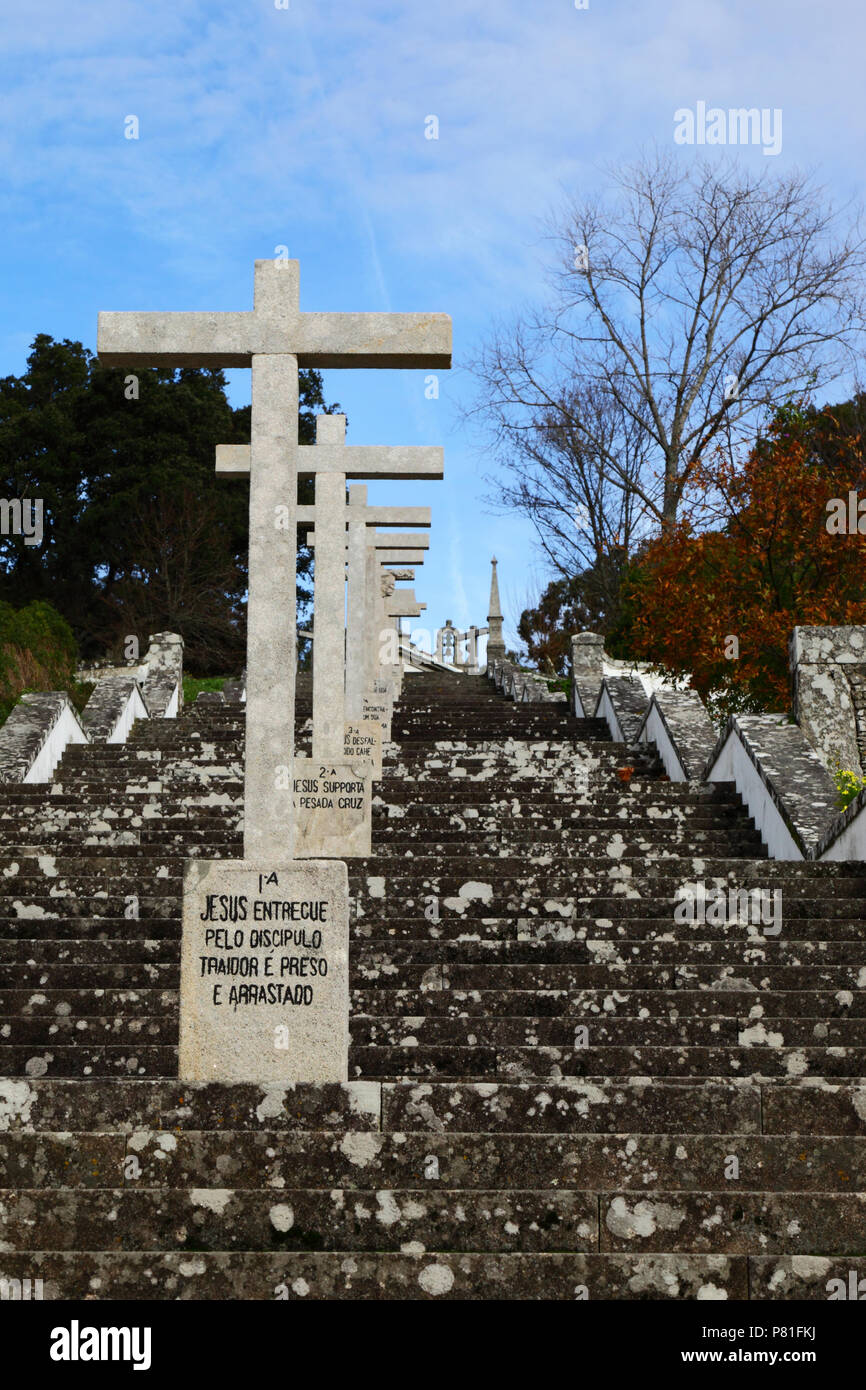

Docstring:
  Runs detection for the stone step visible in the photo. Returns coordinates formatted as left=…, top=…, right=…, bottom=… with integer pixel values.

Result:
left=346, top=941, right=866, bottom=966
left=350, top=917, right=866, bottom=943
left=0, top=1185, right=861, bottom=1257
left=347, top=1015, right=866, bottom=1047
left=4, top=958, right=863, bottom=992
left=5, top=1010, right=865, bottom=1050
left=10, top=937, right=856, bottom=970
left=349, top=987, right=866, bottom=1018
left=0, top=1076, right=754, bottom=1132
left=349, top=888, right=866, bottom=915
left=0, top=1046, right=177, bottom=1076
left=0, top=964, right=179, bottom=988
left=0, top=989, right=178, bottom=1017
left=4, top=1075, right=861, bottom=1134
left=0, top=838, right=782, bottom=888
left=426, top=963, right=866, bottom=990
left=11, top=882, right=850, bottom=923
left=0, top=1186, right=601, bottom=1252
left=10, top=915, right=864, bottom=945
left=347, top=1044, right=866, bottom=1081
left=0, top=786, right=742, bottom=810
left=5, top=1129, right=863, bottom=1191
left=0, top=1249, right=773, bottom=1299
left=370, top=817, right=762, bottom=837
left=8, top=1039, right=866, bottom=1081
left=0, top=1016, right=178, bottom=1044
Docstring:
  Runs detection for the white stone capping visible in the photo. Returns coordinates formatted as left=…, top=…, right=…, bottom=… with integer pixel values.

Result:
left=637, top=699, right=689, bottom=782
left=0, top=693, right=89, bottom=784
left=636, top=689, right=718, bottom=783
left=81, top=675, right=150, bottom=744
left=594, top=682, right=626, bottom=743
left=704, top=714, right=841, bottom=860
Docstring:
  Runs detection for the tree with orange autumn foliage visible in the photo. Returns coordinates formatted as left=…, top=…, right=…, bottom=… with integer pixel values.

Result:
left=608, top=400, right=866, bottom=719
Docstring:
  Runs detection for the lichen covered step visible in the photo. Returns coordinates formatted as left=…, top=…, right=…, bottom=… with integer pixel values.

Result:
left=0, top=672, right=863, bottom=1297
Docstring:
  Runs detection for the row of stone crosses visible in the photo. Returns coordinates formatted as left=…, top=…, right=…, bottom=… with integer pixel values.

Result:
left=96, top=258, right=473, bottom=1080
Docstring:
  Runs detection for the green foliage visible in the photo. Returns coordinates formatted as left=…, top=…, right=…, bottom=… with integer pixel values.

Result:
left=182, top=674, right=229, bottom=705
left=833, top=765, right=866, bottom=811
left=546, top=677, right=572, bottom=697
left=0, top=335, right=340, bottom=673
left=0, top=599, right=80, bottom=724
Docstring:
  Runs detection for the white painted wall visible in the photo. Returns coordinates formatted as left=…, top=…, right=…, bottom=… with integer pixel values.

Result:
left=164, top=683, right=180, bottom=720
left=639, top=701, right=687, bottom=782
left=106, top=686, right=150, bottom=744
left=23, top=704, right=89, bottom=783
left=819, top=804, right=866, bottom=860
left=706, top=729, right=804, bottom=861
left=595, top=684, right=625, bottom=743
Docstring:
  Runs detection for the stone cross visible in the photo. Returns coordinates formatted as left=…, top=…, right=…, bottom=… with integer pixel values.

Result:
left=100, top=258, right=450, bottom=862
left=218, top=430, right=438, bottom=754
left=99, top=260, right=450, bottom=1084
left=307, top=525, right=430, bottom=714
left=218, top=418, right=437, bottom=859
left=298, top=497, right=430, bottom=750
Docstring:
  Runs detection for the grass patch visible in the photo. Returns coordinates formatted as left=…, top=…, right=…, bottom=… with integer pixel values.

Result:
left=183, top=675, right=231, bottom=706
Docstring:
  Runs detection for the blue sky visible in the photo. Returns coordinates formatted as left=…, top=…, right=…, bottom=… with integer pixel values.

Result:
left=1, top=0, right=863, bottom=650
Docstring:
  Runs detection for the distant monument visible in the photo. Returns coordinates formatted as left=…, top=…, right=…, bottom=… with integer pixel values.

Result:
left=486, top=556, right=506, bottom=662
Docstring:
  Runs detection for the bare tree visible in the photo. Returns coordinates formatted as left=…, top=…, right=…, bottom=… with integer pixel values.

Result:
left=472, top=150, right=866, bottom=534
left=489, top=379, right=654, bottom=622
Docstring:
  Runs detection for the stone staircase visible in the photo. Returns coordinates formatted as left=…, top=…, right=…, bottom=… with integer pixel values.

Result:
left=0, top=671, right=864, bottom=1299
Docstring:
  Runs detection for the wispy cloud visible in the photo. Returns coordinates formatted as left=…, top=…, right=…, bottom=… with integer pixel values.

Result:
left=2, top=0, right=863, bottom=630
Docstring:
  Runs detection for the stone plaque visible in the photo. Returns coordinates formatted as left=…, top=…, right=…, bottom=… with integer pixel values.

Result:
left=344, top=720, right=383, bottom=780
left=363, top=678, right=394, bottom=740
left=179, top=858, right=349, bottom=1083
left=293, top=756, right=371, bottom=857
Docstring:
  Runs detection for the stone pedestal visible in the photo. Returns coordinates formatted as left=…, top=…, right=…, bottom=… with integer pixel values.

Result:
left=293, top=757, right=371, bottom=857
left=179, top=858, right=349, bottom=1083
left=363, top=677, right=394, bottom=742
left=571, top=632, right=605, bottom=717
left=344, top=720, right=383, bottom=780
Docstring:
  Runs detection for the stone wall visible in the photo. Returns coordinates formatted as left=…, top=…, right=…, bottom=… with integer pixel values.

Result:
left=78, top=632, right=184, bottom=719
left=789, top=626, right=866, bottom=776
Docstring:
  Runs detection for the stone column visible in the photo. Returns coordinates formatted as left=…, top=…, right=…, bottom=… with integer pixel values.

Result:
left=571, top=631, right=605, bottom=717
left=310, top=463, right=347, bottom=762
left=345, top=486, right=368, bottom=721
left=466, top=625, right=488, bottom=673
left=789, top=625, right=866, bottom=775
left=245, top=354, right=298, bottom=861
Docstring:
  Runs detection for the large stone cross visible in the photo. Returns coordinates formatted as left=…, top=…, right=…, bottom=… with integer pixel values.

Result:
left=99, top=259, right=450, bottom=861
